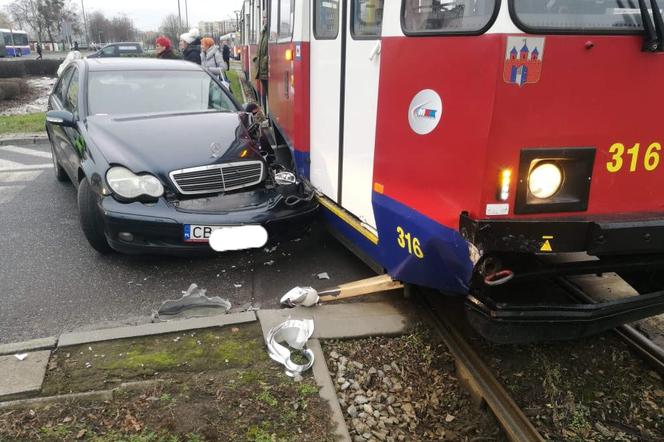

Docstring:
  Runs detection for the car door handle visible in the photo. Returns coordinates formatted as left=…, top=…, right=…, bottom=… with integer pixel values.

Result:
left=369, top=41, right=381, bottom=61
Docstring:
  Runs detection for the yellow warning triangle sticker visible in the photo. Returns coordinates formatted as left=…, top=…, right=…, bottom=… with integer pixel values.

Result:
left=540, top=240, right=553, bottom=252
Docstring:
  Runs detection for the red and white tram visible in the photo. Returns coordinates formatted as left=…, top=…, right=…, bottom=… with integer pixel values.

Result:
left=239, top=0, right=664, bottom=342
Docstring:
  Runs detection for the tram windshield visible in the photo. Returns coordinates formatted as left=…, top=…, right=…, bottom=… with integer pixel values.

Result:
left=512, top=0, right=664, bottom=33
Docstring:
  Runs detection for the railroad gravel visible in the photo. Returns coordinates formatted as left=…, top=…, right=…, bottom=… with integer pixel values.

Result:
left=324, top=327, right=505, bottom=441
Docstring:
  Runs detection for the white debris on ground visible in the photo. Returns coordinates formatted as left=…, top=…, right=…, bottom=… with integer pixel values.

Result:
left=1, top=77, right=56, bottom=116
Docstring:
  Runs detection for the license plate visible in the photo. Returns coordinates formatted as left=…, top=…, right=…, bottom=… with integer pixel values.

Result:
left=183, top=224, right=224, bottom=242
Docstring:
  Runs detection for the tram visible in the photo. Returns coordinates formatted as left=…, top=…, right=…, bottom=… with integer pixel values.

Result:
left=0, top=29, right=30, bottom=57
left=239, top=0, right=664, bottom=342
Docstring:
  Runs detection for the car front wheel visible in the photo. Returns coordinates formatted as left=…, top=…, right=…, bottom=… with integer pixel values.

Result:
left=78, top=178, right=112, bottom=254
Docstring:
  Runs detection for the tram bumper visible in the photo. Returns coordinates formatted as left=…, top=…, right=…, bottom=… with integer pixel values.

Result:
left=465, top=288, right=664, bottom=344
left=460, top=213, right=664, bottom=343
left=460, top=213, right=664, bottom=256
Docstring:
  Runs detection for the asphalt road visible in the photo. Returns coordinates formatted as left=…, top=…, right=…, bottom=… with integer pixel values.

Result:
left=0, top=140, right=374, bottom=344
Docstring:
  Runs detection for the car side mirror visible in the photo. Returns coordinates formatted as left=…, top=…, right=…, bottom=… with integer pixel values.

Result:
left=46, top=110, right=77, bottom=128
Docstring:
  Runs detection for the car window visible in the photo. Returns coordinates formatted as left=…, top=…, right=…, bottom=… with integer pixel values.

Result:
left=279, top=0, right=294, bottom=39
left=88, top=70, right=238, bottom=116
left=101, top=46, right=117, bottom=56
left=270, top=0, right=279, bottom=41
left=54, top=67, right=75, bottom=104
left=64, top=68, right=79, bottom=113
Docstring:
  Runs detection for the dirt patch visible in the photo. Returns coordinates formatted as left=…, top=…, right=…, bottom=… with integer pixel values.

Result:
left=473, top=333, right=664, bottom=441
left=324, top=326, right=505, bottom=441
left=0, top=322, right=337, bottom=441
left=1, top=76, right=56, bottom=116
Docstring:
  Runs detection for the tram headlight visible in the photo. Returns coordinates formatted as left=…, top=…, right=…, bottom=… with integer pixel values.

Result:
left=514, top=148, right=596, bottom=214
left=528, top=163, right=562, bottom=199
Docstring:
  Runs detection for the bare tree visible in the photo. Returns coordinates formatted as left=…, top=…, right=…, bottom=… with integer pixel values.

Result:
left=0, top=11, right=12, bottom=28
left=88, top=10, right=110, bottom=43
left=110, top=14, right=135, bottom=41
left=6, top=0, right=45, bottom=40
left=159, top=14, right=181, bottom=47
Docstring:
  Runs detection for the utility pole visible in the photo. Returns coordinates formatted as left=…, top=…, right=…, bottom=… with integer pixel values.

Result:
left=80, top=0, right=89, bottom=45
left=177, top=0, right=182, bottom=33
left=185, top=0, right=189, bottom=29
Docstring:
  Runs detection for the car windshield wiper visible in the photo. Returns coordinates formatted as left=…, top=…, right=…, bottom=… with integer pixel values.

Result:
left=638, top=0, right=660, bottom=51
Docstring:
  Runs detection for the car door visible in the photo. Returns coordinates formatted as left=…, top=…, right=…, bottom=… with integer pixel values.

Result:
left=60, top=66, right=84, bottom=183
left=47, top=66, right=76, bottom=181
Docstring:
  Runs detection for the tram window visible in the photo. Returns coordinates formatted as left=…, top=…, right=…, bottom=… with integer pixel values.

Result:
left=511, top=0, right=651, bottom=33
left=269, top=0, right=279, bottom=41
left=352, top=0, right=385, bottom=38
left=279, top=0, right=294, bottom=39
left=402, top=0, right=498, bottom=35
left=314, top=0, right=340, bottom=39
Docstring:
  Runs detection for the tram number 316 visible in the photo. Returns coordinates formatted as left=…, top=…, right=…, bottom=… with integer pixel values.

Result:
left=396, top=227, right=424, bottom=259
left=606, top=142, right=661, bottom=173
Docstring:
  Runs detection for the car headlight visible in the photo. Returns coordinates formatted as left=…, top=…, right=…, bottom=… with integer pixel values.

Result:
left=528, top=163, right=562, bottom=199
left=106, top=166, right=164, bottom=199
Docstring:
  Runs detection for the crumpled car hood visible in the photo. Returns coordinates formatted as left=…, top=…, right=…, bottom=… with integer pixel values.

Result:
left=86, top=112, right=253, bottom=181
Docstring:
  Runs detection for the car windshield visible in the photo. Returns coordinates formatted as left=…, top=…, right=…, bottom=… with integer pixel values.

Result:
left=87, top=70, right=237, bottom=116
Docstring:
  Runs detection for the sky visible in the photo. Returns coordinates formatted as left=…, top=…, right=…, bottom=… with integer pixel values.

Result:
left=0, top=0, right=245, bottom=31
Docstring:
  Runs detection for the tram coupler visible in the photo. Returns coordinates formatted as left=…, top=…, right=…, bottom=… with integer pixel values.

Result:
left=464, top=253, right=664, bottom=344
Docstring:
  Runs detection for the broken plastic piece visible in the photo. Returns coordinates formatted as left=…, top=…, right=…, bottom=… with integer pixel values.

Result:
left=274, top=171, right=297, bottom=185
left=317, top=272, right=330, bottom=280
left=280, top=286, right=319, bottom=307
left=14, top=353, right=28, bottom=361
left=266, top=319, right=315, bottom=377
left=152, top=283, right=231, bottom=321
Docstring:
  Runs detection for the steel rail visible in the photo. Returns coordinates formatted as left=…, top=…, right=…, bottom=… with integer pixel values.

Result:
left=417, top=290, right=544, bottom=442
left=557, top=277, right=664, bottom=375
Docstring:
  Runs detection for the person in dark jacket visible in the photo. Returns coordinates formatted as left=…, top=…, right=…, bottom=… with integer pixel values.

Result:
left=36, top=42, right=43, bottom=60
left=155, top=36, right=178, bottom=59
left=254, top=17, right=269, bottom=110
left=222, top=41, right=231, bottom=71
left=179, top=28, right=202, bottom=65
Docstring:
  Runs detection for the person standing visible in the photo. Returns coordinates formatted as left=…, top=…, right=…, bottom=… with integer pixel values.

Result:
left=222, top=40, right=231, bottom=72
left=36, top=42, right=43, bottom=60
left=155, top=36, right=178, bottom=59
left=74, top=41, right=79, bottom=51
left=200, top=37, right=226, bottom=76
left=179, top=28, right=202, bottom=65
left=254, top=16, right=269, bottom=110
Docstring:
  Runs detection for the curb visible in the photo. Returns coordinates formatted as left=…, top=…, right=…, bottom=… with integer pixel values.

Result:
left=0, top=336, right=57, bottom=356
left=310, top=339, right=352, bottom=442
left=0, top=380, right=164, bottom=410
left=0, top=133, right=48, bottom=145
left=58, top=311, right=257, bottom=347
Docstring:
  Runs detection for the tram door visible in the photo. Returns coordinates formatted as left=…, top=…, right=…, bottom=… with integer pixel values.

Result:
left=310, top=0, right=383, bottom=229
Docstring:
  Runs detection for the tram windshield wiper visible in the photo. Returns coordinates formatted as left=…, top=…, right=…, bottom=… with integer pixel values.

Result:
left=649, top=0, right=664, bottom=51
left=638, top=0, right=659, bottom=51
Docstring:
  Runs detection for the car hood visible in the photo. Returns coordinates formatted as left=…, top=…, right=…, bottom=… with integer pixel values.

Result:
left=86, top=112, right=256, bottom=181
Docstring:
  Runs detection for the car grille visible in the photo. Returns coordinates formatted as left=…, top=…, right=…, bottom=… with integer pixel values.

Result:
left=169, top=161, right=264, bottom=195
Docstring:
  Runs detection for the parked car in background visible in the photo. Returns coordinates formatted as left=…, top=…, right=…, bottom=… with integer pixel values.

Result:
left=87, top=42, right=144, bottom=58
left=45, top=58, right=317, bottom=254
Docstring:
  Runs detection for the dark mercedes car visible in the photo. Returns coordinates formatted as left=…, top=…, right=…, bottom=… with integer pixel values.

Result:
left=45, top=58, right=317, bottom=254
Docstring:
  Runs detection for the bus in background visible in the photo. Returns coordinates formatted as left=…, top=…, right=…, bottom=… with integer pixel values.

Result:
left=0, top=29, right=30, bottom=57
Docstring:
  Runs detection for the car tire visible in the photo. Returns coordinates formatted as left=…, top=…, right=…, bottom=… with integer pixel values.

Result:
left=78, top=178, right=112, bottom=254
left=50, top=143, right=68, bottom=182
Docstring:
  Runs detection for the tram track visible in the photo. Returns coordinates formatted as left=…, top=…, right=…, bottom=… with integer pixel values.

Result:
left=416, top=288, right=544, bottom=442
left=557, top=276, right=664, bottom=375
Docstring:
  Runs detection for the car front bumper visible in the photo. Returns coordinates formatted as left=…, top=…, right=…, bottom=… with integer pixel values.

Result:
left=100, top=185, right=318, bottom=255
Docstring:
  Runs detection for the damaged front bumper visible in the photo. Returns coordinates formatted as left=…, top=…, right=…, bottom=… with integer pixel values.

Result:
left=101, top=182, right=318, bottom=255
left=460, top=212, right=664, bottom=343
